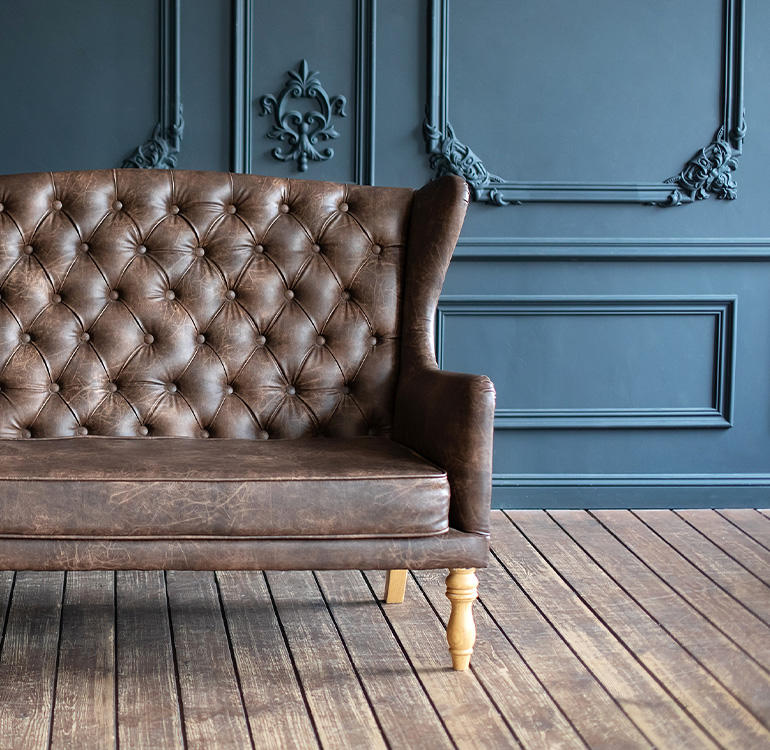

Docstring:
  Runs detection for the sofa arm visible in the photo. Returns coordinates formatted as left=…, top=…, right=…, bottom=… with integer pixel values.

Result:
left=393, top=367, right=495, bottom=537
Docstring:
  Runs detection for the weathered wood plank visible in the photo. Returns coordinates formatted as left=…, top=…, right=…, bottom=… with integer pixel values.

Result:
left=717, top=509, right=770, bottom=552
left=0, top=571, right=13, bottom=647
left=363, top=569, right=522, bottom=749
left=165, top=571, right=253, bottom=749
left=677, top=510, right=770, bottom=585
left=0, top=572, right=63, bottom=750
left=637, top=510, right=770, bottom=626
left=116, top=571, right=183, bottom=750
left=519, top=510, right=770, bottom=747
left=495, top=511, right=718, bottom=750
left=50, top=571, right=116, bottom=750
left=413, top=565, right=604, bottom=750
left=594, top=510, right=770, bottom=672
left=217, top=571, right=320, bottom=750
left=265, top=570, right=387, bottom=750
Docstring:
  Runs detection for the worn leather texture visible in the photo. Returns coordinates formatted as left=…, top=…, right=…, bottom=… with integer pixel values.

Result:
left=0, top=436, right=449, bottom=538
left=0, top=169, right=494, bottom=570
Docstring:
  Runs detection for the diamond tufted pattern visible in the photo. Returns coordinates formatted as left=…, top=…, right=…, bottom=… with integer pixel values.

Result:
left=0, top=169, right=413, bottom=439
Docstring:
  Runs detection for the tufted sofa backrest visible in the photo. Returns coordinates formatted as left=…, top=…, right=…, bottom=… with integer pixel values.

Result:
left=0, top=170, right=414, bottom=440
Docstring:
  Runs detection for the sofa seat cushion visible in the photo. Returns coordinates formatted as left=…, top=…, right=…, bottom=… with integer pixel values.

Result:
left=0, top=437, right=450, bottom=539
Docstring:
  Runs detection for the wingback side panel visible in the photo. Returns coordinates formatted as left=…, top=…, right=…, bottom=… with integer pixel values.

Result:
left=0, top=170, right=413, bottom=439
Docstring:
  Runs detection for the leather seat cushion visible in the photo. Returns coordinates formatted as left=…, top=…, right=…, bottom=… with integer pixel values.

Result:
left=0, top=437, right=450, bottom=539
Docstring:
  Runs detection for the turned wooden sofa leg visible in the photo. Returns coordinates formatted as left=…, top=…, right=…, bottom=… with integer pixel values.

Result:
left=445, top=568, right=478, bottom=671
left=384, top=569, right=408, bottom=603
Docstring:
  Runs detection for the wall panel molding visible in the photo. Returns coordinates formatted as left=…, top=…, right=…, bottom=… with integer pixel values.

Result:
left=453, top=237, right=770, bottom=261
left=122, top=0, right=183, bottom=168
left=230, top=0, right=376, bottom=182
left=424, top=0, right=745, bottom=206
left=436, top=296, right=737, bottom=429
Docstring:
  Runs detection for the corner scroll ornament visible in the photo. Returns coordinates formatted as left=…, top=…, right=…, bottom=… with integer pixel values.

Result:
left=423, top=119, right=511, bottom=206
left=259, top=60, right=347, bottom=172
left=122, top=106, right=184, bottom=169
left=662, top=121, right=745, bottom=206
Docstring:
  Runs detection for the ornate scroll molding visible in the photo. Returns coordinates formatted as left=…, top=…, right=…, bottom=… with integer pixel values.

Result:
left=424, top=0, right=746, bottom=206
left=259, top=60, right=347, bottom=172
left=122, top=0, right=183, bottom=169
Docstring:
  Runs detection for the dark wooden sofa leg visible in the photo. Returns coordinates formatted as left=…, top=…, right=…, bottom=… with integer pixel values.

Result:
left=445, top=568, right=478, bottom=671
left=384, top=569, right=408, bottom=603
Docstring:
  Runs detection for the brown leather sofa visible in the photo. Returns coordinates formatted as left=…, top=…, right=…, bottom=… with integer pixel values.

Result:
left=0, top=169, right=494, bottom=670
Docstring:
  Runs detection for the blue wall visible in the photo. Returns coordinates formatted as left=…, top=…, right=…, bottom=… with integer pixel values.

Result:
left=1, top=0, right=768, bottom=507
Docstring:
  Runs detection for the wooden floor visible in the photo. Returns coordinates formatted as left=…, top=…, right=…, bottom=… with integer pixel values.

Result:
left=1, top=510, right=769, bottom=749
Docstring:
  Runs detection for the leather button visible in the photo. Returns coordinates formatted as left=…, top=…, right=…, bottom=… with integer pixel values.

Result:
left=256, top=335, right=266, bottom=346
left=80, top=242, right=89, bottom=253
left=311, top=244, right=321, bottom=253
left=286, top=385, right=296, bottom=396
left=144, top=333, right=154, bottom=345
left=107, top=382, right=118, bottom=393
left=226, top=204, right=237, bottom=214
left=194, top=246, right=205, bottom=257
left=112, top=200, right=122, bottom=211
left=166, top=383, right=178, bottom=394
left=225, top=385, right=234, bottom=395
left=51, top=293, right=62, bottom=304
left=0, top=203, right=4, bottom=212
left=23, top=245, right=33, bottom=255
left=77, top=426, right=88, bottom=436
left=316, top=335, right=326, bottom=346
left=279, top=203, right=290, bottom=213
left=259, top=430, right=269, bottom=440
left=21, top=333, right=31, bottom=343
left=339, top=202, right=349, bottom=212
left=226, top=289, right=236, bottom=300
left=52, top=200, right=62, bottom=211
left=196, top=333, right=206, bottom=345
left=341, top=385, right=350, bottom=395
left=341, top=290, right=351, bottom=301
left=254, top=244, right=264, bottom=254
left=371, top=244, right=382, bottom=255
left=138, top=425, right=149, bottom=436
left=369, top=336, right=378, bottom=346
left=48, top=382, right=60, bottom=393
left=170, top=204, right=179, bottom=214
left=80, top=331, right=91, bottom=342
left=284, top=289, right=294, bottom=300
left=200, top=429, right=210, bottom=439
left=165, top=289, right=176, bottom=301
left=21, top=429, right=31, bottom=439
left=136, top=244, right=147, bottom=255
left=109, top=289, right=119, bottom=301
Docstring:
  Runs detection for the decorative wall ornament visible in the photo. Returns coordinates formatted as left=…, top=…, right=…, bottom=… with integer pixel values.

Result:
left=259, top=60, right=347, bottom=172
left=424, top=0, right=746, bottom=206
left=122, top=0, right=183, bottom=169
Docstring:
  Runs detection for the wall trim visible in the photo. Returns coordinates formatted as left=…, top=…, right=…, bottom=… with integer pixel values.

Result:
left=453, top=237, right=770, bottom=260
left=231, top=0, right=376, bottom=182
left=493, top=474, right=770, bottom=487
left=436, top=295, right=737, bottom=429
left=425, top=0, right=746, bottom=206
left=122, top=0, right=183, bottom=168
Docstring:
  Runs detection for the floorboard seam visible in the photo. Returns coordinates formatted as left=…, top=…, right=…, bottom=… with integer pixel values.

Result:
left=0, top=572, right=16, bottom=659
left=163, top=571, right=189, bottom=750
left=45, top=572, right=67, bottom=750
left=715, top=510, right=770, bottom=553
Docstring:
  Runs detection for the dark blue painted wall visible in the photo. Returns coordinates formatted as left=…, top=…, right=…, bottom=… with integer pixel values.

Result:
left=0, top=0, right=768, bottom=507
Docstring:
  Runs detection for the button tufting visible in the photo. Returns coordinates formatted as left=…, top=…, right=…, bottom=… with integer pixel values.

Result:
left=341, top=290, right=351, bottom=301
left=138, top=425, right=149, bottom=436
left=165, top=289, right=176, bottom=301
left=77, top=426, right=88, bottom=436
left=136, top=244, right=146, bottom=255
left=284, top=289, right=294, bottom=300
left=52, top=200, right=62, bottom=211
left=0, top=203, right=4, bottom=212
left=316, top=335, right=326, bottom=346
left=144, top=333, right=154, bottom=345
left=170, top=204, right=179, bottom=214
left=80, top=331, right=91, bottom=342
left=194, top=246, right=205, bottom=257
left=254, top=244, right=264, bottom=253
left=339, top=202, right=349, bottom=212
left=286, top=385, right=296, bottom=396
left=112, top=200, right=122, bottom=211
left=256, top=335, right=266, bottom=346
left=226, top=289, right=236, bottom=300
left=48, top=382, right=60, bottom=393
left=342, top=385, right=350, bottom=395
left=200, top=429, right=210, bottom=438
left=51, top=293, right=62, bottom=304
left=279, top=203, right=290, bottom=213
left=259, top=430, right=269, bottom=440
left=166, top=383, right=178, bottom=394
left=21, top=429, right=31, bottom=439
left=312, top=244, right=321, bottom=253
left=196, top=333, right=206, bottom=345
left=369, top=336, right=378, bottom=346
left=372, top=244, right=382, bottom=255
left=79, top=242, right=89, bottom=253
left=226, top=204, right=237, bottom=214
left=107, top=382, right=118, bottom=393
left=226, top=385, right=234, bottom=395
left=23, top=245, right=33, bottom=255
left=21, top=333, right=31, bottom=343
left=109, top=289, right=119, bottom=301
